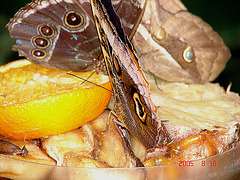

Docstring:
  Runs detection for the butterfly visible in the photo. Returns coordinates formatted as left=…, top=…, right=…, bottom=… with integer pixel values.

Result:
left=131, top=0, right=231, bottom=83
left=6, top=0, right=146, bottom=72
left=90, top=0, right=167, bottom=150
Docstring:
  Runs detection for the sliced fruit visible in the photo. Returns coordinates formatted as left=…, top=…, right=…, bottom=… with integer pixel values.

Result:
left=0, top=60, right=112, bottom=139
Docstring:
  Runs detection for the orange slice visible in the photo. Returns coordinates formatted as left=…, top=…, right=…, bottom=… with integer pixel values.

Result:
left=0, top=60, right=112, bottom=140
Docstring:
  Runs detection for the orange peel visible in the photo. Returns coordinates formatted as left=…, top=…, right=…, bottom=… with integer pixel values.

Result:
left=0, top=60, right=112, bottom=140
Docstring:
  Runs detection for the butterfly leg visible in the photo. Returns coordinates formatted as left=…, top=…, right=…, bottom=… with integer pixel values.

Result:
left=95, top=53, right=107, bottom=75
left=102, top=110, right=117, bottom=133
left=112, top=118, right=144, bottom=167
left=147, top=70, right=163, bottom=92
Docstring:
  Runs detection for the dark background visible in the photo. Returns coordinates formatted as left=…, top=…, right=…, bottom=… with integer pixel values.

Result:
left=0, top=0, right=239, bottom=92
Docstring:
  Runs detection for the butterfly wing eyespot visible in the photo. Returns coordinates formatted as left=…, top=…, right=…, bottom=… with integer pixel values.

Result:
left=33, top=36, right=51, bottom=49
left=183, top=46, right=194, bottom=63
left=64, top=10, right=84, bottom=28
left=32, top=49, right=47, bottom=59
left=133, top=92, right=147, bottom=124
left=153, top=27, right=166, bottom=42
left=39, top=25, right=55, bottom=37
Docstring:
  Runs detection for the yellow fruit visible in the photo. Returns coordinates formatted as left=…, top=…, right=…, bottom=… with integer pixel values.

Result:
left=0, top=60, right=112, bottom=140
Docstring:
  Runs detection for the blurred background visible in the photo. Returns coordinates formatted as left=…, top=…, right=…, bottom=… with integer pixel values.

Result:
left=0, top=0, right=239, bottom=92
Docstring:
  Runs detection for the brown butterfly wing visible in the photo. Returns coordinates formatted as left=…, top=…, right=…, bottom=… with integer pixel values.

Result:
left=7, top=0, right=98, bottom=71
left=91, top=0, right=163, bottom=149
left=113, top=0, right=146, bottom=39
left=132, top=0, right=231, bottom=83
left=7, top=0, right=145, bottom=72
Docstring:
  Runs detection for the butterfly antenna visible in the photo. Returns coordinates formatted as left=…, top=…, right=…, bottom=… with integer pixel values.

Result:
left=66, top=72, right=112, bottom=92
left=79, top=70, right=95, bottom=85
